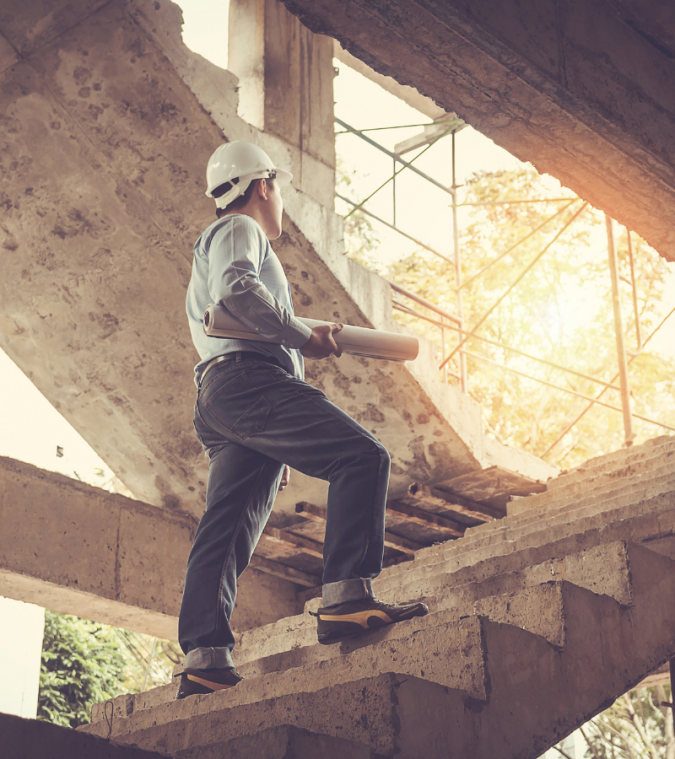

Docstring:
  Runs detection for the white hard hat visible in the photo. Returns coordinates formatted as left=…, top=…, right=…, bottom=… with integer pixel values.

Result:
left=205, top=141, right=293, bottom=209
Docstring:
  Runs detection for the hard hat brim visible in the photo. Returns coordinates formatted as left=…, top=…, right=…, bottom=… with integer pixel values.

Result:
left=274, top=168, right=293, bottom=186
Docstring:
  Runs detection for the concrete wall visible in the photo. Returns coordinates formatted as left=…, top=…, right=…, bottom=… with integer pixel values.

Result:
left=0, top=457, right=301, bottom=638
left=280, top=0, right=675, bottom=262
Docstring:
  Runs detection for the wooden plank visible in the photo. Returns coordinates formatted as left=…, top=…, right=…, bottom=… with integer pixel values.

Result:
left=381, top=531, right=423, bottom=554
left=407, top=483, right=501, bottom=521
left=262, top=525, right=324, bottom=559
left=386, top=501, right=465, bottom=537
left=295, top=502, right=422, bottom=555
left=256, top=533, right=296, bottom=561
left=249, top=555, right=321, bottom=588
left=295, top=501, right=326, bottom=522
left=436, top=466, right=547, bottom=502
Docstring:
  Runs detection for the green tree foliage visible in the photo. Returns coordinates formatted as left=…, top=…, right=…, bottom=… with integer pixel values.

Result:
left=381, top=167, right=675, bottom=467
left=38, top=611, right=132, bottom=728
left=38, top=610, right=181, bottom=728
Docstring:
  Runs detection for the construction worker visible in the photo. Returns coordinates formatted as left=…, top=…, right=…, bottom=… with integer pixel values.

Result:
left=176, top=141, right=428, bottom=699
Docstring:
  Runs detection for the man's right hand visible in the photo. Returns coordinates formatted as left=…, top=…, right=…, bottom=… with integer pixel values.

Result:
left=300, top=323, right=344, bottom=359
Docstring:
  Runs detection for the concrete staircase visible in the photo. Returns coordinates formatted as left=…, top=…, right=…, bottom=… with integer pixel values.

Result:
left=80, top=436, right=675, bottom=758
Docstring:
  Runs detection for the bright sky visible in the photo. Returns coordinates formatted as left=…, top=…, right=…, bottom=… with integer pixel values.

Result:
left=0, top=0, right=673, bottom=487
left=0, top=350, right=118, bottom=488
left=333, top=61, right=532, bottom=262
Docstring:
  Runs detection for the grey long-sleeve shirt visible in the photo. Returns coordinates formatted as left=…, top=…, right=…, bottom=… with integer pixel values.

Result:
left=186, top=214, right=312, bottom=384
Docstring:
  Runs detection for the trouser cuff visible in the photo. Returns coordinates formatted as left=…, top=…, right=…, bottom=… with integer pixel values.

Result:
left=184, top=647, right=235, bottom=670
left=322, top=577, right=375, bottom=607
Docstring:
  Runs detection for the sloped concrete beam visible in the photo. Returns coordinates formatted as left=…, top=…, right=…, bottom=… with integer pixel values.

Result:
left=0, top=457, right=301, bottom=636
left=281, top=0, right=675, bottom=261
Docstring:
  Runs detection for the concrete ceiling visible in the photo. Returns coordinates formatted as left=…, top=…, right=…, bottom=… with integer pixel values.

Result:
left=281, top=0, right=675, bottom=262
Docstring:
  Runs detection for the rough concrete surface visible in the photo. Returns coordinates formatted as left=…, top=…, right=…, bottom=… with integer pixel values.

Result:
left=84, top=673, right=477, bottom=757
left=82, top=540, right=675, bottom=758
left=281, top=0, right=675, bottom=261
left=219, top=541, right=665, bottom=679
left=0, top=456, right=302, bottom=636
left=176, top=724, right=382, bottom=759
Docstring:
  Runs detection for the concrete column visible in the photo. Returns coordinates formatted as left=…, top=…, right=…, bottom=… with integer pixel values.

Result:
left=228, top=0, right=335, bottom=170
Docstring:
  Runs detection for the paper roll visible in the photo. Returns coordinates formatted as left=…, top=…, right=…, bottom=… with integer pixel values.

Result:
left=203, top=304, right=419, bottom=362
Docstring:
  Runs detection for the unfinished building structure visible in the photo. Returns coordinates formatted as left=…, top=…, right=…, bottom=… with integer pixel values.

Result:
left=0, top=0, right=674, bottom=756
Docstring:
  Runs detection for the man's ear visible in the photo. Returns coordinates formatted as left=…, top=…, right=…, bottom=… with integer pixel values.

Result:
left=256, top=179, right=269, bottom=201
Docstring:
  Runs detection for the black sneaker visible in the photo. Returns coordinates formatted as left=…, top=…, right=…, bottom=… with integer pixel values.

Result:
left=174, top=667, right=244, bottom=699
left=313, top=596, right=429, bottom=645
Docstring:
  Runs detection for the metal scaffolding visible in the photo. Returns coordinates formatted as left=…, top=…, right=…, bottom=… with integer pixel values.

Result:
left=335, top=115, right=675, bottom=457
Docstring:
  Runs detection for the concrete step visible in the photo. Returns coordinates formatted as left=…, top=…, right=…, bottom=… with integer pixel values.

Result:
left=414, top=490, right=675, bottom=590
left=81, top=541, right=675, bottom=758
left=236, top=612, right=488, bottom=697
left=84, top=672, right=476, bottom=758
left=235, top=583, right=571, bottom=681
left=544, top=435, right=675, bottom=493
left=91, top=615, right=488, bottom=723
left=385, top=468, right=675, bottom=582
left=240, top=540, right=660, bottom=665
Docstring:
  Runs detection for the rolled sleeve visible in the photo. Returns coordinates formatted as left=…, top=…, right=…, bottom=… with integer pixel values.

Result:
left=278, top=316, right=312, bottom=348
left=208, top=216, right=304, bottom=346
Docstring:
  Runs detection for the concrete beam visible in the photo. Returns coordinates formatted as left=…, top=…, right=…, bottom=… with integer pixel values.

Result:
left=281, top=0, right=675, bottom=261
left=0, top=457, right=301, bottom=636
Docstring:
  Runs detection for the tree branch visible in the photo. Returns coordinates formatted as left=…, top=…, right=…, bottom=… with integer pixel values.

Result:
left=622, top=692, right=659, bottom=759
left=551, top=744, right=575, bottom=759
left=579, top=725, right=603, bottom=759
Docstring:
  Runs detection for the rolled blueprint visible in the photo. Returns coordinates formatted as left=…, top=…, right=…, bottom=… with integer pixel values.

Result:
left=203, top=304, right=419, bottom=362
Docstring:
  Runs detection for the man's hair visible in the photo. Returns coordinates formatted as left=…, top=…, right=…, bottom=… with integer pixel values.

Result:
left=214, top=179, right=262, bottom=218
